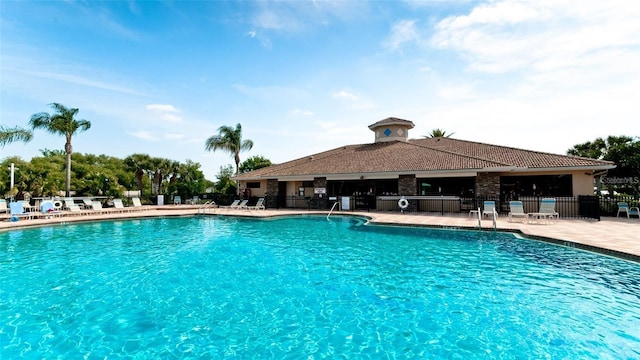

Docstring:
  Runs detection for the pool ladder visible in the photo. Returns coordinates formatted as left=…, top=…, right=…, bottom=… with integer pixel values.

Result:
left=197, top=201, right=216, bottom=215
left=476, top=207, right=498, bottom=231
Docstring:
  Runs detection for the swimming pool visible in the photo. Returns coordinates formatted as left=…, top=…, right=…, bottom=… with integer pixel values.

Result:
left=1, top=215, right=639, bottom=358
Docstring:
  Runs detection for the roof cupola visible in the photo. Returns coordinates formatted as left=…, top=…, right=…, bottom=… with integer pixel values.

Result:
left=368, top=117, right=415, bottom=143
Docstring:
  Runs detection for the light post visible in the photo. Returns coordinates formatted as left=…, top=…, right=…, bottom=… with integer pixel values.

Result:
left=8, top=163, right=17, bottom=201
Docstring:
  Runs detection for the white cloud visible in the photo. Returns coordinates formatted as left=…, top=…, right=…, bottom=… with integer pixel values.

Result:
left=332, top=90, right=358, bottom=100
left=383, top=19, right=420, bottom=52
left=146, top=104, right=179, bottom=112
left=145, top=104, right=183, bottom=123
left=128, top=130, right=159, bottom=141
left=431, top=0, right=640, bottom=75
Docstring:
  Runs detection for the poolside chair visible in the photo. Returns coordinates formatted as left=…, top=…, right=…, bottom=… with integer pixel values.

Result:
left=482, top=201, right=497, bottom=218
left=227, top=199, right=241, bottom=209
left=82, top=198, right=93, bottom=209
left=9, top=201, right=31, bottom=221
left=529, top=198, right=558, bottom=224
left=65, top=204, right=87, bottom=216
left=173, top=195, right=181, bottom=205
left=63, top=198, right=76, bottom=211
left=236, top=200, right=249, bottom=209
left=246, top=198, right=265, bottom=210
left=112, top=198, right=133, bottom=212
left=508, top=201, right=529, bottom=223
left=132, top=197, right=143, bottom=209
left=0, top=199, right=8, bottom=214
left=37, top=201, right=62, bottom=219
left=90, top=201, right=105, bottom=214
left=617, top=202, right=640, bottom=219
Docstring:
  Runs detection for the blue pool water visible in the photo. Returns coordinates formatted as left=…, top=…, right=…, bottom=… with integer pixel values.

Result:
left=1, top=215, right=639, bottom=359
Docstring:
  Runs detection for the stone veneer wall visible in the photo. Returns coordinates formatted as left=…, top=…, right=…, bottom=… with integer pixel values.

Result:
left=314, top=177, right=328, bottom=209
left=476, top=173, right=500, bottom=197
left=266, top=179, right=279, bottom=208
left=398, top=175, right=417, bottom=196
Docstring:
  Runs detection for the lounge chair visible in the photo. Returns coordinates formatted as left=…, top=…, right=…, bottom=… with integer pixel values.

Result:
left=236, top=200, right=249, bottom=209
left=528, top=198, right=558, bottom=224
left=617, top=202, right=640, bottom=219
left=63, top=198, right=76, bottom=211
left=112, top=198, right=133, bottom=212
left=0, top=199, right=8, bottom=214
left=65, top=204, right=87, bottom=216
left=508, top=201, right=529, bottom=223
left=482, top=201, right=497, bottom=218
left=91, top=201, right=105, bottom=214
left=227, top=199, right=241, bottom=209
left=82, top=198, right=93, bottom=209
left=9, top=201, right=31, bottom=221
left=173, top=195, right=181, bottom=205
left=246, top=198, right=265, bottom=210
left=36, top=201, right=63, bottom=219
left=132, top=197, right=143, bottom=209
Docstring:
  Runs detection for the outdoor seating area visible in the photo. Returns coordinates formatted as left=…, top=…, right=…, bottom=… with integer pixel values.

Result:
left=1, top=197, right=148, bottom=222
left=617, top=202, right=640, bottom=219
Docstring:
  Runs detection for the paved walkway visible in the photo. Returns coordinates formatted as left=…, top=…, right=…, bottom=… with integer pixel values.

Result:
left=1, top=206, right=639, bottom=261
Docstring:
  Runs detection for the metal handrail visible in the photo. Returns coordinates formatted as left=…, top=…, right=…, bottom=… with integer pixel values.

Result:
left=492, top=208, right=498, bottom=231
left=327, top=201, right=339, bottom=219
left=197, top=201, right=215, bottom=215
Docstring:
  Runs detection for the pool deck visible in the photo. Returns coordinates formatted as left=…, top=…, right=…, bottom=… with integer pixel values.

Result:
left=1, top=205, right=639, bottom=261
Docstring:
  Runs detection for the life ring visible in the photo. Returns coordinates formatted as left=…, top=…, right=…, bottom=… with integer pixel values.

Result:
left=53, top=200, right=62, bottom=209
left=398, top=198, right=409, bottom=210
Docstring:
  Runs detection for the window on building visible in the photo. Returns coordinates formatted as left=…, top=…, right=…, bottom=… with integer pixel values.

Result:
left=246, top=182, right=261, bottom=189
left=501, top=175, right=572, bottom=197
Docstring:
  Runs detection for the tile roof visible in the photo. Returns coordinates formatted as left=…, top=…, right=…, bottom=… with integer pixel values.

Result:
left=235, top=136, right=615, bottom=180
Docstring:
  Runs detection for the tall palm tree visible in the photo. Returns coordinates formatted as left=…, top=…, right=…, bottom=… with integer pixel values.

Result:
left=29, top=103, right=91, bottom=197
left=424, top=128, right=455, bottom=138
left=0, top=125, right=33, bottom=147
left=205, top=123, right=254, bottom=176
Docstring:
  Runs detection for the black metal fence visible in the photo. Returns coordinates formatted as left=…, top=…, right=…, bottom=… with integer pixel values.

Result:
left=272, top=194, right=640, bottom=220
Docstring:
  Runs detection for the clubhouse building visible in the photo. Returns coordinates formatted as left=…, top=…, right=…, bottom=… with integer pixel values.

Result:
left=233, top=117, right=615, bottom=215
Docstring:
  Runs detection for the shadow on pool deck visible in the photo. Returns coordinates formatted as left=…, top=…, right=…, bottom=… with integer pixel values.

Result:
left=1, top=206, right=639, bottom=261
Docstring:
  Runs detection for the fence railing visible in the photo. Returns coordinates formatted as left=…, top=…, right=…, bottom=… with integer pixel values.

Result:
left=271, top=195, right=639, bottom=220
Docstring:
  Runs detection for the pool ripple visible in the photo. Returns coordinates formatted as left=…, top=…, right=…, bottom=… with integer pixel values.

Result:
left=1, top=216, right=640, bottom=358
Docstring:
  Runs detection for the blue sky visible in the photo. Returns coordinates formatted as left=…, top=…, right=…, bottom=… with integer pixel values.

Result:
left=2, top=1, right=639, bottom=180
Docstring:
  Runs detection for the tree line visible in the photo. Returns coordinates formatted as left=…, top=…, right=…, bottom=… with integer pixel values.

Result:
left=1, top=103, right=270, bottom=202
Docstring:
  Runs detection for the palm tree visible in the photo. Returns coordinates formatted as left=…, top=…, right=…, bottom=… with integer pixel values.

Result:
left=0, top=125, right=33, bottom=147
left=424, top=128, right=455, bottom=138
left=29, top=103, right=91, bottom=197
left=205, top=123, right=254, bottom=176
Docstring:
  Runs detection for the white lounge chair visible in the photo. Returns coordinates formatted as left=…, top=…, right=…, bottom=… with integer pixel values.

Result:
left=508, top=201, right=529, bottom=223
left=36, top=201, right=62, bottom=219
left=132, top=197, right=143, bottom=209
left=617, top=202, right=640, bottom=219
left=236, top=200, right=248, bottom=209
left=246, top=198, right=265, bottom=210
left=0, top=199, right=8, bottom=214
left=91, top=201, right=105, bottom=214
left=63, top=198, right=76, bottom=211
left=529, top=198, right=558, bottom=223
left=65, top=204, right=87, bottom=216
left=112, top=198, right=134, bottom=212
left=227, top=200, right=241, bottom=209
left=82, top=198, right=93, bottom=209
left=9, top=201, right=31, bottom=221
left=482, top=201, right=497, bottom=218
